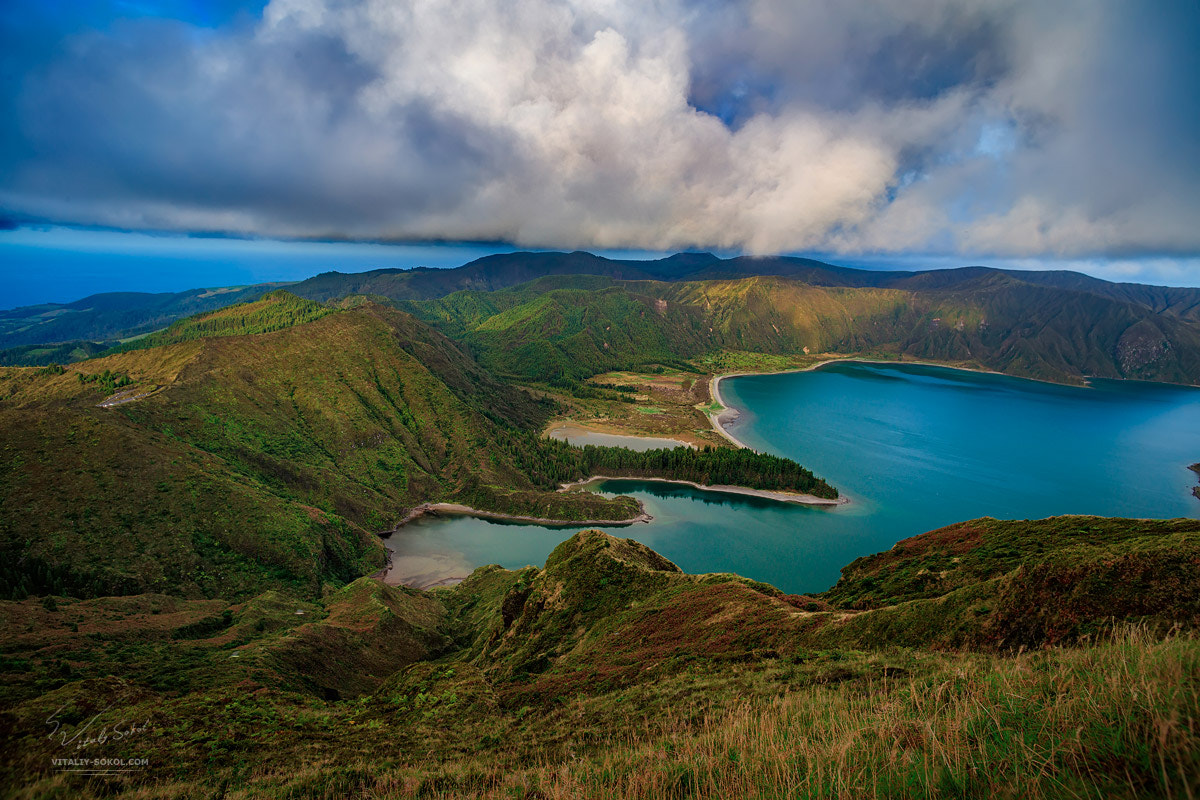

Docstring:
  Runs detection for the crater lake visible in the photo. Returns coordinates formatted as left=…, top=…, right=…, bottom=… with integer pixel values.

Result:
left=384, top=361, right=1200, bottom=593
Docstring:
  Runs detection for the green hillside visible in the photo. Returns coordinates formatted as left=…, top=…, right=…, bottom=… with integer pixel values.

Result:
left=0, top=284, right=284, bottom=349
left=0, top=298, right=623, bottom=601
left=401, top=278, right=714, bottom=380
left=401, top=273, right=1200, bottom=385
left=1, top=520, right=1196, bottom=798
left=105, top=289, right=334, bottom=353
left=0, top=293, right=838, bottom=601
left=6, top=252, right=1200, bottom=387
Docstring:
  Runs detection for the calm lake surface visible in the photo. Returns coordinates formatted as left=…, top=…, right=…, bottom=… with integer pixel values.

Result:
left=384, top=362, right=1200, bottom=593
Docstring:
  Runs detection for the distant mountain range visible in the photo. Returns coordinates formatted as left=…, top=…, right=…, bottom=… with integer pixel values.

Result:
left=0, top=283, right=288, bottom=354
left=3, top=251, right=1200, bottom=384
left=395, top=271, right=1200, bottom=385
left=283, top=251, right=1200, bottom=321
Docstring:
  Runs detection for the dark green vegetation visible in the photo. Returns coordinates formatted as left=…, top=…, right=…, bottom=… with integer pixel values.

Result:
left=104, top=289, right=333, bottom=353
left=0, top=283, right=283, bottom=349
left=4, top=251, right=1200, bottom=387
left=1, top=521, right=1197, bottom=798
left=399, top=272, right=1200, bottom=385
left=0, top=291, right=832, bottom=602
left=0, top=339, right=109, bottom=366
left=532, top=439, right=838, bottom=498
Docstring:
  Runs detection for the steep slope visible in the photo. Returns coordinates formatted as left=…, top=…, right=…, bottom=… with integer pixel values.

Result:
left=0, top=295, right=640, bottom=601
left=403, top=278, right=714, bottom=380
left=987, top=269, right=1200, bottom=321
left=698, top=256, right=1200, bottom=321
left=895, top=274, right=1200, bottom=381
left=403, top=273, right=1200, bottom=384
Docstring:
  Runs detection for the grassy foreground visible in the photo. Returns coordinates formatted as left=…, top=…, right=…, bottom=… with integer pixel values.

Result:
left=3, top=519, right=1198, bottom=799
left=7, top=621, right=1194, bottom=799
left=210, top=628, right=1198, bottom=800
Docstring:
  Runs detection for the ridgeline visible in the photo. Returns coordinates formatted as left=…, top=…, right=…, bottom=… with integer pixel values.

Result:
left=4, top=251, right=1200, bottom=386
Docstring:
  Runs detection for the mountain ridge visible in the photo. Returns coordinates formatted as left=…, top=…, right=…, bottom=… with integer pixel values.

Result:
left=5, top=251, right=1199, bottom=353
left=398, top=272, right=1200, bottom=385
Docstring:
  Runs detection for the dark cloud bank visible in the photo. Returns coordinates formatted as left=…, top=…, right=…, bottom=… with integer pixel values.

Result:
left=1, top=0, right=1198, bottom=269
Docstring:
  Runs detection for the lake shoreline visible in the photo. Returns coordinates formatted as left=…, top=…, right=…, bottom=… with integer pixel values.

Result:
left=375, top=473, right=845, bottom=588
left=383, top=466, right=847, bottom=538
left=375, top=367, right=1198, bottom=594
left=705, top=356, right=1102, bottom=449
left=384, top=501, right=654, bottom=532
left=561, top=475, right=847, bottom=507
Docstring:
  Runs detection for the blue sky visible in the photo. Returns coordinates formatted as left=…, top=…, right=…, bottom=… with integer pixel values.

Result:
left=2, top=0, right=1199, bottom=305
left=0, top=227, right=518, bottom=307
left=4, top=225, right=1197, bottom=311
left=0, top=226, right=679, bottom=308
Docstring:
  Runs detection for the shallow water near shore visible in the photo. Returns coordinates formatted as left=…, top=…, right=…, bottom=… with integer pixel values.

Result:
left=384, top=361, right=1200, bottom=593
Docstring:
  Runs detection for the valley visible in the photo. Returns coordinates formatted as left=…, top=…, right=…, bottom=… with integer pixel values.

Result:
left=1, top=254, right=1198, bottom=798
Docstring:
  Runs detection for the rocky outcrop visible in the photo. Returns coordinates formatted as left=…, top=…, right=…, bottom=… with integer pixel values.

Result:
left=1116, top=320, right=1170, bottom=374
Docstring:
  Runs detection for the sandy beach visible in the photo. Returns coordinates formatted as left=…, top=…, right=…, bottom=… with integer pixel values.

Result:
left=380, top=552, right=472, bottom=589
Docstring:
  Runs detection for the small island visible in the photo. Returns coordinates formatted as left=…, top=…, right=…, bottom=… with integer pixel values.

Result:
left=1191, top=463, right=1200, bottom=499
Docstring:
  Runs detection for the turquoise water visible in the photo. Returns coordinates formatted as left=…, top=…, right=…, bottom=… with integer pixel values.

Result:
left=384, top=362, right=1200, bottom=593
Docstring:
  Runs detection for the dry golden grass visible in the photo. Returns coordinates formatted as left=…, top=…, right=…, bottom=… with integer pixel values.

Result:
left=47, top=626, right=1182, bottom=800
left=535, top=627, right=1197, bottom=800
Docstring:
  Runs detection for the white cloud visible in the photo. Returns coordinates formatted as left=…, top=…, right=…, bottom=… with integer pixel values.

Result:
left=1, top=0, right=1198, bottom=266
